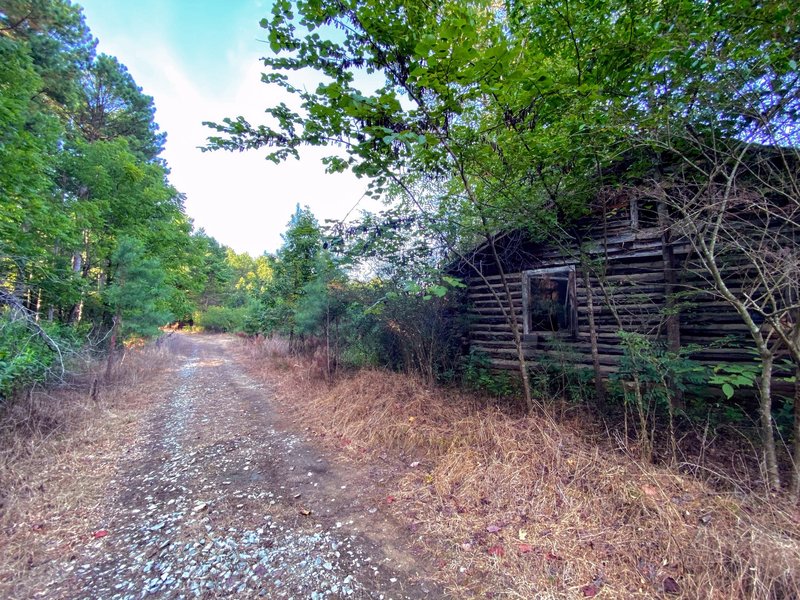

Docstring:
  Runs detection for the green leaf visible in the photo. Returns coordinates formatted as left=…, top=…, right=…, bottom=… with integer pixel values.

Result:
left=442, top=275, right=466, bottom=288
left=430, top=284, right=447, bottom=297
left=722, top=383, right=735, bottom=399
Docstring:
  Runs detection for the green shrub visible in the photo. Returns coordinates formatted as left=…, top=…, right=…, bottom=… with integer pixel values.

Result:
left=0, top=315, right=72, bottom=401
left=530, top=338, right=595, bottom=404
left=338, top=342, right=382, bottom=370
left=194, top=305, right=247, bottom=333
left=462, top=350, right=520, bottom=397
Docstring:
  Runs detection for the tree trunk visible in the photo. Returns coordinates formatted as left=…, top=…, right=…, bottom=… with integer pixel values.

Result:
left=325, top=302, right=331, bottom=384
left=696, top=240, right=781, bottom=491
left=633, top=375, right=651, bottom=462
left=105, top=314, right=120, bottom=381
left=68, top=251, right=84, bottom=323
left=71, top=251, right=83, bottom=274
left=443, top=151, right=537, bottom=412
left=661, top=372, right=678, bottom=465
left=485, top=236, right=536, bottom=412
left=34, top=288, right=42, bottom=323
left=582, top=265, right=605, bottom=405
left=792, top=368, right=800, bottom=501
left=14, top=263, right=27, bottom=304
left=70, top=299, right=84, bottom=324
left=334, top=317, right=340, bottom=377
left=24, top=274, right=33, bottom=312
left=758, top=351, right=780, bottom=491
left=658, top=201, right=683, bottom=411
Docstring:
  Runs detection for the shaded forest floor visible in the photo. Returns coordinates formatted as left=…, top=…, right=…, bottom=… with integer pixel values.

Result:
left=1, top=333, right=799, bottom=599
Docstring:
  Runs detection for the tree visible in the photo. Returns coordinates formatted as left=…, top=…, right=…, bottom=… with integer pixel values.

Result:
left=104, top=237, right=171, bottom=377
left=294, top=253, right=347, bottom=380
left=663, top=153, right=799, bottom=492
left=0, top=0, right=203, bottom=395
left=0, top=32, right=70, bottom=309
left=0, top=0, right=96, bottom=110
left=222, top=248, right=273, bottom=314
left=189, top=229, right=233, bottom=310
left=76, top=54, right=166, bottom=161
left=57, top=137, right=188, bottom=323
left=207, top=0, right=800, bottom=493
left=259, top=205, right=325, bottom=341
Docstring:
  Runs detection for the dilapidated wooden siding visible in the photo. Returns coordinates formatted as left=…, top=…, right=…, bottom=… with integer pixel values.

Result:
left=462, top=205, right=753, bottom=372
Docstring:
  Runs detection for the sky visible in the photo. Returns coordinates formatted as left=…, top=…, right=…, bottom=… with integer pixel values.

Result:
left=77, top=0, right=380, bottom=256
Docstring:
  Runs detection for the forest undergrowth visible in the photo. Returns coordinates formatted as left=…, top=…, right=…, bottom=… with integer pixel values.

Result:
left=0, top=341, right=179, bottom=598
left=239, top=336, right=800, bottom=599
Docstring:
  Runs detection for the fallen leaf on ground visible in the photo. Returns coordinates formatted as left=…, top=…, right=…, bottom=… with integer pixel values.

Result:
left=582, top=583, right=600, bottom=597
left=518, top=529, right=528, bottom=541
left=486, top=524, right=502, bottom=533
left=518, top=543, right=534, bottom=553
left=386, top=495, right=396, bottom=504
left=663, top=576, right=680, bottom=594
left=546, top=552, right=562, bottom=561
left=641, top=484, right=658, bottom=496
left=487, top=545, right=505, bottom=557
left=92, top=530, right=108, bottom=539
left=409, top=461, right=420, bottom=468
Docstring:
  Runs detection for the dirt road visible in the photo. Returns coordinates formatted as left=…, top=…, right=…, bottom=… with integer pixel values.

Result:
left=48, top=334, right=438, bottom=599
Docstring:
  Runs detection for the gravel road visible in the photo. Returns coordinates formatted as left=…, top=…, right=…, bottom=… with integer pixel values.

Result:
left=46, top=334, right=437, bottom=599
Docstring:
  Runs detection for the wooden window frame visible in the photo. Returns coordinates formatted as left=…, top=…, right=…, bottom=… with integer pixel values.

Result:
left=630, top=198, right=660, bottom=231
left=522, top=265, right=578, bottom=338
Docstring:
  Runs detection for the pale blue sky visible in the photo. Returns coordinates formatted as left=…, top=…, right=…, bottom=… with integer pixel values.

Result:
left=77, top=0, right=376, bottom=256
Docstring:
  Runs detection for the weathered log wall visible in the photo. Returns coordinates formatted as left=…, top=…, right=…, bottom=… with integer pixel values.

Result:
left=463, top=212, right=753, bottom=372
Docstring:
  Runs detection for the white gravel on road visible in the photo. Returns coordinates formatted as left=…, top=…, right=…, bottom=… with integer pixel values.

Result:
left=44, top=337, right=430, bottom=599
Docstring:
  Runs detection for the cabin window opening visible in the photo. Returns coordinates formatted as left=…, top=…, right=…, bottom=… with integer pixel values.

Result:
left=524, top=266, right=577, bottom=337
left=632, top=199, right=660, bottom=229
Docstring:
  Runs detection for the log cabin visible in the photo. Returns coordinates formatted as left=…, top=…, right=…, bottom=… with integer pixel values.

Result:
left=451, top=190, right=771, bottom=376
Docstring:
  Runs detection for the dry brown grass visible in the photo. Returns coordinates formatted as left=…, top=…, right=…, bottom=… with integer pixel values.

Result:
left=238, top=339, right=800, bottom=599
left=0, top=340, right=180, bottom=599
left=243, top=334, right=292, bottom=361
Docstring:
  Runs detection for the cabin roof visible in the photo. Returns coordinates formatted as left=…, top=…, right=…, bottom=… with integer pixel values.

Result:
left=447, top=143, right=797, bottom=277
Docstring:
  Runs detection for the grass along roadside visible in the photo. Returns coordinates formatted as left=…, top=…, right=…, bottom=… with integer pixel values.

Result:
left=237, top=336, right=800, bottom=599
left=0, top=339, right=181, bottom=599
